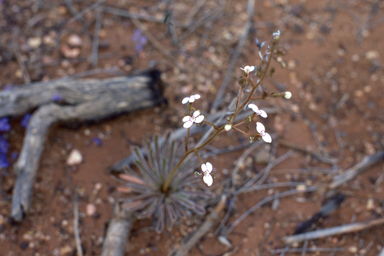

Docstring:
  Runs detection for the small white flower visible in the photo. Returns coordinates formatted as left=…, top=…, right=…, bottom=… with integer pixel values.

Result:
left=182, top=110, right=204, bottom=128
left=248, top=104, right=267, bottom=118
left=224, top=124, right=232, bottom=131
left=240, top=66, right=255, bottom=74
left=284, top=91, right=292, bottom=99
left=256, top=122, right=272, bottom=143
left=182, top=94, right=201, bottom=104
left=201, top=162, right=213, bottom=186
left=273, top=30, right=281, bottom=37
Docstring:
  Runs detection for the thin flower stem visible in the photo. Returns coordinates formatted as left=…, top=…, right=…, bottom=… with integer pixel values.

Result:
left=194, top=150, right=203, bottom=164
left=202, top=120, right=219, bottom=130
left=236, top=87, right=244, bottom=110
left=185, top=128, right=190, bottom=152
left=233, top=119, right=248, bottom=128
left=233, top=126, right=249, bottom=136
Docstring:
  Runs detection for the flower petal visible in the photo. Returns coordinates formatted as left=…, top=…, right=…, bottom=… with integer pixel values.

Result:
left=248, top=104, right=259, bottom=112
left=259, top=110, right=267, bottom=118
left=262, top=132, right=272, bottom=143
left=206, top=162, right=212, bottom=172
left=201, top=163, right=207, bottom=172
left=256, top=122, right=265, bottom=133
left=193, top=110, right=200, bottom=117
left=182, top=97, right=190, bottom=104
left=183, top=121, right=193, bottom=128
left=195, top=115, right=204, bottom=123
left=182, top=116, right=191, bottom=122
left=194, top=94, right=201, bottom=99
left=203, top=174, right=213, bottom=186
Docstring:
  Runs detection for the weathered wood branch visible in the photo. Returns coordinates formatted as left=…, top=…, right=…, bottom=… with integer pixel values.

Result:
left=100, top=202, right=134, bottom=256
left=11, top=70, right=164, bottom=221
left=0, top=70, right=163, bottom=118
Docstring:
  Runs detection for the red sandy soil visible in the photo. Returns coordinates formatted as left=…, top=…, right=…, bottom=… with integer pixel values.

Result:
left=1, top=0, right=384, bottom=255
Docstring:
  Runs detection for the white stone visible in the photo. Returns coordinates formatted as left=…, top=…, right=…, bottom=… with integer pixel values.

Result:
left=66, top=149, right=83, bottom=166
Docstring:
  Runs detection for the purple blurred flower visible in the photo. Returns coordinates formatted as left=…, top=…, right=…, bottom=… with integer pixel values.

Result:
left=0, top=135, right=9, bottom=154
left=92, top=137, right=103, bottom=146
left=21, top=114, right=32, bottom=128
left=0, top=154, right=9, bottom=168
left=132, top=29, right=147, bottom=53
left=0, top=118, right=11, bottom=132
left=52, top=93, right=63, bottom=102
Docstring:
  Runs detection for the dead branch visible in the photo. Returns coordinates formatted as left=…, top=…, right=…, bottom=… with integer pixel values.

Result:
left=67, top=0, right=106, bottom=25
left=329, top=151, right=384, bottom=190
left=283, top=218, right=384, bottom=244
left=269, top=247, right=344, bottom=254
left=11, top=70, right=164, bottom=221
left=277, top=139, right=339, bottom=165
left=101, top=202, right=134, bottom=256
left=73, top=193, right=83, bottom=256
left=104, top=6, right=164, bottom=24
left=0, top=69, right=158, bottom=118
left=168, top=195, right=227, bottom=256
left=92, top=7, right=104, bottom=67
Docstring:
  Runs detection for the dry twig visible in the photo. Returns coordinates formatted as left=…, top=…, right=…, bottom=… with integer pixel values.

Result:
left=92, top=7, right=104, bottom=67
left=329, top=150, right=384, bottom=190
left=283, top=218, right=384, bottom=244
left=73, top=193, right=83, bottom=256
left=168, top=195, right=227, bottom=256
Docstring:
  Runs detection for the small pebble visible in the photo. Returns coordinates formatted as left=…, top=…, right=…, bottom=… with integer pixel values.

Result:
left=67, top=34, right=83, bottom=47
left=66, top=149, right=82, bottom=166
left=348, top=246, right=358, bottom=253
left=86, top=203, right=97, bottom=216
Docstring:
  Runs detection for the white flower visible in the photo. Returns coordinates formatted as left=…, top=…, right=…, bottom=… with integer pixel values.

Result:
left=248, top=104, right=267, bottom=118
left=182, top=94, right=201, bottom=104
left=240, top=66, right=255, bottom=74
left=273, top=30, right=281, bottom=37
left=256, top=122, right=272, bottom=143
left=224, top=124, right=232, bottom=131
left=284, top=91, right=292, bottom=99
left=182, top=110, right=204, bottom=128
left=201, top=162, right=213, bottom=186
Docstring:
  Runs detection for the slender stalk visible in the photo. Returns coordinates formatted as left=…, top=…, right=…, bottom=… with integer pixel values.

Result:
left=233, top=126, right=249, bottom=136
left=202, top=120, right=219, bottom=130
left=194, top=150, right=203, bottom=164
left=185, top=128, right=190, bottom=152
left=236, top=87, right=244, bottom=110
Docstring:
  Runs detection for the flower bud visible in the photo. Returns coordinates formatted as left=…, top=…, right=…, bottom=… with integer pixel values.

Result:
left=284, top=91, right=292, bottom=99
left=224, top=124, right=232, bottom=131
